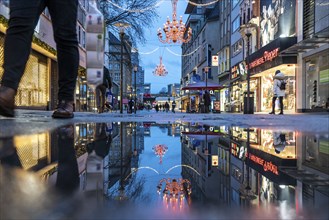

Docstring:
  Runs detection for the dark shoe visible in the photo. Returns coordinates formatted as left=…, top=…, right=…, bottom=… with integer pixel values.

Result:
left=269, top=112, right=275, bottom=114
left=279, top=112, right=284, bottom=115
left=0, top=86, right=16, bottom=117
left=52, top=100, right=74, bottom=119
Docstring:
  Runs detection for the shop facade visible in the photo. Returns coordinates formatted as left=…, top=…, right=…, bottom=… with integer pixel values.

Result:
left=246, top=37, right=298, bottom=113
left=0, top=33, right=52, bottom=110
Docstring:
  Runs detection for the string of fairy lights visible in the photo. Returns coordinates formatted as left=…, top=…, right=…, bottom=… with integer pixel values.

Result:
left=106, top=0, right=219, bottom=12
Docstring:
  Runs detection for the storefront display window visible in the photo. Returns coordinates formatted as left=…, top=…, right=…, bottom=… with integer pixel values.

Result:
left=0, top=34, right=49, bottom=107
left=260, top=66, right=296, bottom=112
left=257, top=130, right=296, bottom=159
left=305, top=53, right=329, bottom=110
left=14, top=133, right=49, bottom=170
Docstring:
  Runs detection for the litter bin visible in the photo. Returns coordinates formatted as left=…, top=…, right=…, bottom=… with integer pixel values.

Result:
left=243, top=92, right=254, bottom=114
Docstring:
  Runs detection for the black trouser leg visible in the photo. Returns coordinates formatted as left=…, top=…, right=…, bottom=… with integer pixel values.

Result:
left=279, top=96, right=283, bottom=113
left=1, top=0, right=46, bottom=90
left=271, top=97, right=277, bottom=113
left=47, top=0, right=79, bottom=101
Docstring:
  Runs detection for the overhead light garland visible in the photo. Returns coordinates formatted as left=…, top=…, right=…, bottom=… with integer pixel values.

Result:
left=185, top=0, right=219, bottom=7
left=166, top=45, right=200, bottom=57
left=153, top=56, right=168, bottom=76
left=157, top=0, right=192, bottom=44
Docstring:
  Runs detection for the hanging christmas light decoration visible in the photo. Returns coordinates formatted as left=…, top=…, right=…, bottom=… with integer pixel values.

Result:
left=157, top=178, right=192, bottom=200
left=153, top=56, right=168, bottom=76
left=157, top=0, right=192, bottom=44
left=152, top=144, right=168, bottom=163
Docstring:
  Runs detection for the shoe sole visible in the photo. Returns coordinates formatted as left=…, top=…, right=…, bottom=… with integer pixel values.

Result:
left=52, top=113, right=74, bottom=119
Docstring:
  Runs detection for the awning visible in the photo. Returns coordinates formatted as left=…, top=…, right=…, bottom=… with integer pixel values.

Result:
left=182, top=81, right=222, bottom=90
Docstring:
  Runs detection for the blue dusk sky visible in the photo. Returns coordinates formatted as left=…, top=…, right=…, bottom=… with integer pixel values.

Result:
left=137, top=0, right=188, bottom=93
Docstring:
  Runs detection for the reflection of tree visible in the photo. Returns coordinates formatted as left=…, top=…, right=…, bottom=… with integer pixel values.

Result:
left=106, top=175, right=151, bottom=203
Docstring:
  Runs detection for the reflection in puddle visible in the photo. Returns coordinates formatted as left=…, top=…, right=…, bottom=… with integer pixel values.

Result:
left=0, top=122, right=328, bottom=219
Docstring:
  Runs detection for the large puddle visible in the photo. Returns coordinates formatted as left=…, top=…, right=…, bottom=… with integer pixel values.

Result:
left=0, top=122, right=328, bottom=219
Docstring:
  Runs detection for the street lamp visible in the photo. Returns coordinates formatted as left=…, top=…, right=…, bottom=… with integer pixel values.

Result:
left=114, top=22, right=130, bottom=114
left=245, top=27, right=252, bottom=114
left=203, top=67, right=209, bottom=91
left=133, top=65, right=138, bottom=114
left=240, top=23, right=256, bottom=114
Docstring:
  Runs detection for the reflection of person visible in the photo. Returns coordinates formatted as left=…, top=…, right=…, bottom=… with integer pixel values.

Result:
left=273, top=131, right=286, bottom=154
left=56, top=125, right=80, bottom=193
left=0, top=137, right=22, bottom=168
left=96, top=67, right=112, bottom=113
left=203, top=91, right=211, bottom=113
left=0, top=0, right=79, bottom=119
left=87, top=123, right=112, bottom=159
left=269, top=70, right=286, bottom=115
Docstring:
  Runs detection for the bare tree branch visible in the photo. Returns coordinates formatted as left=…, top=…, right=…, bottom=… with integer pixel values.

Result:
left=100, top=0, right=159, bottom=46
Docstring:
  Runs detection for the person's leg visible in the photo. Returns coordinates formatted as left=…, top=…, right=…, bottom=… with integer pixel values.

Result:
left=279, top=96, right=284, bottom=114
left=269, top=96, right=277, bottom=114
left=95, top=86, right=101, bottom=113
left=100, top=86, right=106, bottom=113
left=0, top=0, right=45, bottom=117
left=48, top=0, right=79, bottom=118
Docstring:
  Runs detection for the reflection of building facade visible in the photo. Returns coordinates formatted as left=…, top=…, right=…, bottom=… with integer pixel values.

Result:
left=181, top=123, right=221, bottom=202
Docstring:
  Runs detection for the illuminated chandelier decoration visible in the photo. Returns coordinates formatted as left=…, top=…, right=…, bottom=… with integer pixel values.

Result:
left=152, top=144, right=168, bottom=163
left=157, top=0, right=192, bottom=44
left=157, top=178, right=192, bottom=200
left=153, top=56, right=168, bottom=76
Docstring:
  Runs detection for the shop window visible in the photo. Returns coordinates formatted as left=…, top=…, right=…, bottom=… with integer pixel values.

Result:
left=232, top=39, right=243, bottom=57
left=0, top=37, right=49, bottom=107
left=305, top=53, right=329, bottom=110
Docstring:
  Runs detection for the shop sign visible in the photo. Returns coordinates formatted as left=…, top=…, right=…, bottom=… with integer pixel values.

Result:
left=212, top=155, right=218, bottom=166
left=231, top=65, right=240, bottom=80
left=248, top=152, right=279, bottom=175
left=249, top=48, right=279, bottom=70
left=213, top=101, right=220, bottom=111
left=231, top=142, right=247, bottom=160
left=212, top=55, right=219, bottom=66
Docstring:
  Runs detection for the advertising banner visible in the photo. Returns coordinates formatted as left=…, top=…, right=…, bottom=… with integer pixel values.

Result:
left=260, top=0, right=296, bottom=47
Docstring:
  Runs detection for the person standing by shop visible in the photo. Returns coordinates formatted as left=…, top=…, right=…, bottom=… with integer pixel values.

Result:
left=96, top=66, right=111, bottom=113
left=269, top=70, right=286, bottom=115
left=0, top=0, right=79, bottom=119
left=171, top=100, right=176, bottom=113
left=203, top=91, right=211, bottom=113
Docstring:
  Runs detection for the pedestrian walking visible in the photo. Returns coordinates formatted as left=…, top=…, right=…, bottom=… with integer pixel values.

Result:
left=96, top=66, right=111, bottom=113
left=172, top=100, right=176, bottom=113
left=203, top=91, right=211, bottom=113
left=0, top=0, right=79, bottom=118
left=164, top=101, right=169, bottom=112
left=269, top=70, right=286, bottom=115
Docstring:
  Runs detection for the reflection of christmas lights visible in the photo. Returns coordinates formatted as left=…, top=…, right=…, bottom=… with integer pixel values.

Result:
left=157, top=178, right=192, bottom=200
left=153, top=144, right=168, bottom=163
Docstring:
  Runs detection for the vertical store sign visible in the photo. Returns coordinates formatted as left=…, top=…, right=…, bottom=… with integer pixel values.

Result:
left=85, top=0, right=104, bottom=90
left=212, top=55, right=219, bottom=66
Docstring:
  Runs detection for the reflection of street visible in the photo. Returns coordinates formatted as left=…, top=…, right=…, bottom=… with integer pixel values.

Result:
left=0, top=122, right=328, bottom=219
